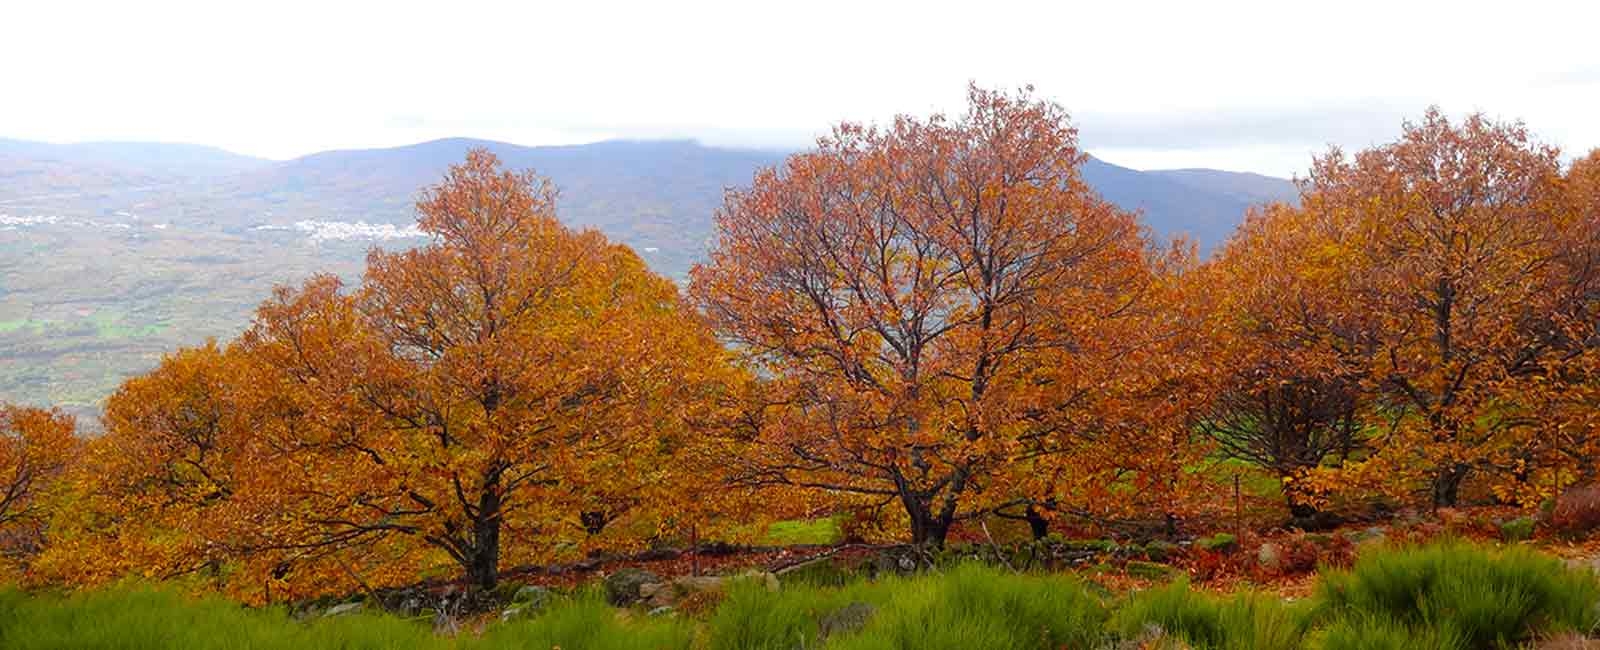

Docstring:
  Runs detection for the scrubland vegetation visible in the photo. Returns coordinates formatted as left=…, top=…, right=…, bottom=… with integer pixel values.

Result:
left=4, top=544, right=1599, bottom=649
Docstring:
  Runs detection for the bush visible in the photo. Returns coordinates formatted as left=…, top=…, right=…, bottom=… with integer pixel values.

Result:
left=0, top=586, right=695, bottom=650
left=1312, top=542, right=1600, bottom=649
left=829, top=565, right=1108, bottom=650
left=0, top=587, right=439, bottom=650
left=1197, top=533, right=1238, bottom=553
left=1111, top=580, right=1309, bottom=650
left=1313, top=615, right=1467, bottom=650
left=1500, top=516, right=1537, bottom=543
left=477, top=591, right=693, bottom=650
left=709, top=563, right=1109, bottom=650
left=1550, top=484, right=1600, bottom=537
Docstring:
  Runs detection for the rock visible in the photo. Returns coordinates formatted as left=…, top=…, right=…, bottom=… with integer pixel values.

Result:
left=819, top=602, right=876, bottom=640
left=1346, top=526, right=1387, bottom=551
left=323, top=601, right=363, bottom=617
left=870, top=549, right=919, bottom=576
left=513, top=585, right=549, bottom=607
left=639, top=582, right=673, bottom=608
left=640, top=574, right=741, bottom=608
left=1257, top=542, right=1283, bottom=572
left=741, top=570, right=781, bottom=592
left=675, top=575, right=726, bottom=593
left=395, top=594, right=427, bottom=618
left=605, top=567, right=662, bottom=606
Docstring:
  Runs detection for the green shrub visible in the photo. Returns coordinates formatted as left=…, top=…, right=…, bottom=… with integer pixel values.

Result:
left=1197, top=533, right=1238, bottom=553
left=1125, top=560, right=1180, bottom=579
left=1111, top=580, right=1309, bottom=650
left=709, top=564, right=1108, bottom=650
left=1312, top=542, right=1600, bottom=649
left=0, top=587, right=437, bottom=650
left=1499, top=516, right=1536, bottom=543
left=1312, top=615, right=1466, bottom=650
left=708, top=575, right=867, bottom=650
left=0, top=586, right=693, bottom=650
left=477, top=591, right=692, bottom=650
left=1058, top=538, right=1120, bottom=553
left=830, top=565, right=1108, bottom=650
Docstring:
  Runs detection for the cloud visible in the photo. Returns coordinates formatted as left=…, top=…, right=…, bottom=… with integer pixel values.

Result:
left=1075, top=104, right=1412, bottom=152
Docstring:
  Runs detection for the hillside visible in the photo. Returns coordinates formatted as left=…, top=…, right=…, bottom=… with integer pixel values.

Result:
left=0, top=137, right=1291, bottom=415
left=1082, top=158, right=1296, bottom=251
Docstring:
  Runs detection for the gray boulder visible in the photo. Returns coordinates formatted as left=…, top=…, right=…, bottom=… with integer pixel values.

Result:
left=323, top=601, right=363, bottom=617
left=604, top=567, right=662, bottom=606
left=1257, top=542, right=1283, bottom=572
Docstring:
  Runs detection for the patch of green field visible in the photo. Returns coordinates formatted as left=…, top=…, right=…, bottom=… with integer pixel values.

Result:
left=762, top=517, right=842, bottom=545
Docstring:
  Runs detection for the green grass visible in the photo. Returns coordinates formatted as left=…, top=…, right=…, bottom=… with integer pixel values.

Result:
left=708, top=563, right=1108, bottom=650
left=760, top=517, right=842, bottom=546
left=1311, top=541, right=1600, bottom=649
left=0, top=587, right=693, bottom=650
left=1111, top=580, right=1311, bottom=650
left=4, top=543, right=1598, bottom=649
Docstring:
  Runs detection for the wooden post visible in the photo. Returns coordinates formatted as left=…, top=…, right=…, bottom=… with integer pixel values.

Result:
left=690, top=523, right=700, bottom=577
left=1233, top=473, right=1244, bottom=544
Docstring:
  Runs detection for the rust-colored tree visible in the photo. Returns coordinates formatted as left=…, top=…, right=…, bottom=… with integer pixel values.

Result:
left=691, top=85, right=1164, bottom=546
left=1196, top=203, right=1375, bottom=520
left=233, top=150, right=732, bottom=592
left=0, top=403, right=76, bottom=572
left=39, top=151, right=734, bottom=599
left=1249, top=111, right=1599, bottom=508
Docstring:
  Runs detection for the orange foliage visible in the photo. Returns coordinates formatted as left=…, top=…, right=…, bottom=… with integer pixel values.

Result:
left=0, top=403, right=77, bottom=575
left=37, top=151, right=740, bottom=601
left=691, top=84, right=1191, bottom=545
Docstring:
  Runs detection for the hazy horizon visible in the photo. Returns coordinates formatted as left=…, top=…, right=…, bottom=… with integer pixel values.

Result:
left=4, top=0, right=1598, bottom=177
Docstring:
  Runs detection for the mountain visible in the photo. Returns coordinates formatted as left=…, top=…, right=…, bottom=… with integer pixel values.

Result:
left=210, top=138, right=787, bottom=277
left=0, top=138, right=269, bottom=189
left=1082, top=158, right=1297, bottom=252
left=1146, top=168, right=1300, bottom=207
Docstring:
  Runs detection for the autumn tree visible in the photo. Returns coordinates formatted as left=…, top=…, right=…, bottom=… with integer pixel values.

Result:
left=1243, top=110, right=1600, bottom=508
left=31, top=342, right=283, bottom=590
left=690, top=85, right=1164, bottom=546
left=1196, top=203, right=1375, bottom=519
left=231, top=149, right=733, bottom=592
left=1504, top=149, right=1600, bottom=499
left=0, top=403, right=76, bottom=570
left=39, top=151, right=734, bottom=599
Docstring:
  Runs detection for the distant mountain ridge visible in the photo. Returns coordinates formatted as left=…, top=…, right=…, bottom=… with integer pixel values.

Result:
left=1, top=136, right=1296, bottom=271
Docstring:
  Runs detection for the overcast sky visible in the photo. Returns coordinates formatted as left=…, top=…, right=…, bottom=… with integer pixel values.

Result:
left=3, top=0, right=1596, bottom=177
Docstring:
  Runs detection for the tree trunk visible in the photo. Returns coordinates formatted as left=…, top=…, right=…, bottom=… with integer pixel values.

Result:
left=1024, top=506, right=1050, bottom=540
left=580, top=510, right=609, bottom=536
left=467, top=476, right=504, bottom=591
left=902, top=493, right=952, bottom=548
left=1432, top=463, right=1470, bottom=508
left=1287, top=501, right=1320, bottom=519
